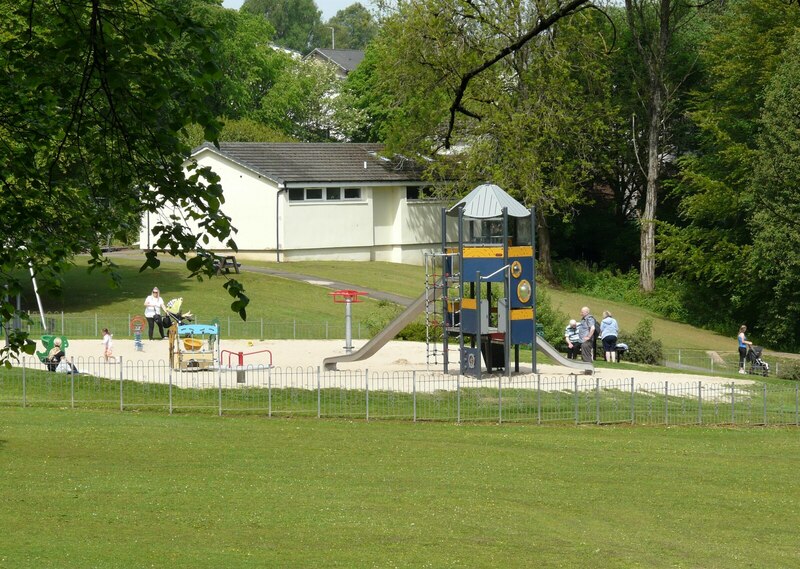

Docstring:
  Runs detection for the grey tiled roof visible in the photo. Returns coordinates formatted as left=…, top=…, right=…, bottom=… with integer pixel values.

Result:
left=193, top=142, right=424, bottom=185
left=304, top=49, right=365, bottom=72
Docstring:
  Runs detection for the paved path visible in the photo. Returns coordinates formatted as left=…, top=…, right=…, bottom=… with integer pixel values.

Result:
left=108, top=250, right=415, bottom=306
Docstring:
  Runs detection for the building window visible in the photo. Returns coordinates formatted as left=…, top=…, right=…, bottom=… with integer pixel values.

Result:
left=406, top=186, right=435, bottom=200
left=288, top=187, right=362, bottom=202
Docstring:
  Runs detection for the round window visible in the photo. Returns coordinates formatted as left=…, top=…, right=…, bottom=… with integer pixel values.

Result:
left=517, top=279, right=532, bottom=303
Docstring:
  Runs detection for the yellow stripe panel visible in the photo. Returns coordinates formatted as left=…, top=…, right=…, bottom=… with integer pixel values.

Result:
left=511, top=308, right=533, bottom=320
left=462, top=246, right=533, bottom=258
left=461, top=298, right=477, bottom=310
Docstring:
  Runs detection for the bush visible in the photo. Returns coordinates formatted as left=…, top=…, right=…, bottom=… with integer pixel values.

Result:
left=618, top=318, right=663, bottom=365
left=535, top=287, right=569, bottom=346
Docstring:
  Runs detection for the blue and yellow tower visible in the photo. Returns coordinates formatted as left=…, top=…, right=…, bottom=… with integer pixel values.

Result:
left=442, top=184, right=536, bottom=378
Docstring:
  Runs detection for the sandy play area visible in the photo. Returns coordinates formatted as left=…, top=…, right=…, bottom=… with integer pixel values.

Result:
left=54, top=337, right=754, bottom=388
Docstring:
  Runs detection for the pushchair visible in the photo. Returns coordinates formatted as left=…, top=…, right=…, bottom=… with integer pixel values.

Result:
left=746, top=346, right=769, bottom=377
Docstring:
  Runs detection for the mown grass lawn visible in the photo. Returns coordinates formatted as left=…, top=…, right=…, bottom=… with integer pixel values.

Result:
left=1, top=407, right=798, bottom=568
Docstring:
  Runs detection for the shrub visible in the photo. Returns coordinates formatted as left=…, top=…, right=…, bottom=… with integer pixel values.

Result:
left=618, top=318, right=663, bottom=365
left=535, top=287, right=569, bottom=346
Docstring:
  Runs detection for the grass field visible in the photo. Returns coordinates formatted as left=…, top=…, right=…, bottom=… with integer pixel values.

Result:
left=1, top=407, right=799, bottom=568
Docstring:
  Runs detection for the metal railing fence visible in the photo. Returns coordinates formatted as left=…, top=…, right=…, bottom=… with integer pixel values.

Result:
left=662, top=348, right=795, bottom=379
left=16, top=312, right=366, bottom=341
left=2, top=357, right=799, bottom=427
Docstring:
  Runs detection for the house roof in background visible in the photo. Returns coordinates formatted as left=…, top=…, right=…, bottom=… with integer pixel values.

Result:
left=303, top=48, right=365, bottom=73
left=192, top=142, right=425, bottom=185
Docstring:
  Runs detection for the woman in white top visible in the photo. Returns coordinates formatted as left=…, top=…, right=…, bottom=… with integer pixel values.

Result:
left=143, top=287, right=167, bottom=340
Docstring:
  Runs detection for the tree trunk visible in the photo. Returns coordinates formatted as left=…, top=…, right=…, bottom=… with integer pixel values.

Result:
left=536, top=210, right=556, bottom=283
left=640, top=85, right=662, bottom=292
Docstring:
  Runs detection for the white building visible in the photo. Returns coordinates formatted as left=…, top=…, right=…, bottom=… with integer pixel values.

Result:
left=141, top=142, right=453, bottom=264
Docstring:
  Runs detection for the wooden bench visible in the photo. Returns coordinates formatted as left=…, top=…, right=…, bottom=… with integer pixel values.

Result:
left=214, top=255, right=240, bottom=274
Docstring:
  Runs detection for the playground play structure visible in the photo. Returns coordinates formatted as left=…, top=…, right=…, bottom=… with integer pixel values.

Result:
left=323, top=183, right=593, bottom=375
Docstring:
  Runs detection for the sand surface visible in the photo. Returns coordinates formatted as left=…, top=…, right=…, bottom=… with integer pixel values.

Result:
left=54, top=337, right=754, bottom=387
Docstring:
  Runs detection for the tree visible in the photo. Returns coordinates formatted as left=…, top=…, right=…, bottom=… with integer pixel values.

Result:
left=623, top=0, right=699, bottom=292
left=659, top=0, right=800, bottom=338
left=241, top=0, right=322, bottom=53
left=746, top=30, right=800, bottom=347
left=193, top=5, right=294, bottom=119
left=363, top=1, right=611, bottom=279
left=325, top=3, right=378, bottom=49
left=0, top=0, right=248, bottom=361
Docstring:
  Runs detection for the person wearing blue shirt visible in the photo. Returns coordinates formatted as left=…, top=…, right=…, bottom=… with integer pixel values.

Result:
left=578, top=307, right=597, bottom=362
left=564, top=319, right=581, bottom=359
left=601, top=311, right=619, bottom=363
left=737, top=325, right=752, bottom=374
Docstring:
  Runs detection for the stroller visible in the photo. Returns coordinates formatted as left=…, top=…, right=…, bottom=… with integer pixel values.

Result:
left=746, top=346, right=770, bottom=377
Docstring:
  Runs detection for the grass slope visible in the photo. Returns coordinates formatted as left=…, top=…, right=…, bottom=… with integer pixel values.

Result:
left=1, top=408, right=799, bottom=568
left=22, top=254, right=733, bottom=350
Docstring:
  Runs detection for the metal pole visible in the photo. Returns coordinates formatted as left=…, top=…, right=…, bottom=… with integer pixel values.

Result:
left=218, top=363, right=223, bottom=416
left=70, top=358, right=75, bottom=409
left=169, top=363, right=173, bottom=415
left=317, top=366, right=321, bottom=419
left=596, top=376, right=600, bottom=425
left=630, top=377, right=635, bottom=424
left=365, top=370, right=369, bottom=421
left=698, top=381, right=703, bottom=425
left=498, top=375, right=502, bottom=424
left=574, top=374, right=578, bottom=424
left=22, top=357, right=26, bottom=408
left=531, top=206, right=537, bottom=374
left=537, top=374, right=541, bottom=425
left=763, top=383, right=768, bottom=426
left=457, top=374, right=460, bottom=423
left=413, top=371, right=417, bottom=422
left=268, top=367, right=272, bottom=417
left=731, top=383, right=735, bottom=424
left=120, top=360, right=124, bottom=411
left=796, top=383, right=799, bottom=426
left=664, top=381, right=668, bottom=425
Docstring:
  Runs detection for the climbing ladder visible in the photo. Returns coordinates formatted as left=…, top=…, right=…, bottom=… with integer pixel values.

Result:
left=424, top=251, right=459, bottom=368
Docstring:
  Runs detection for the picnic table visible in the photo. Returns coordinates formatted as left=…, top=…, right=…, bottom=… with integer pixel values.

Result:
left=214, top=255, right=240, bottom=274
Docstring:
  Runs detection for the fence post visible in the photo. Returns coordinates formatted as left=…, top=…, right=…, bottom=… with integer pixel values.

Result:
left=796, top=383, right=799, bottom=427
left=596, top=376, right=600, bottom=425
left=456, top=374, right=460, bottom=423
left=678, top=349, right=681, bottom=366
left=365, top=369, right=369, bottom=422
left=325, top=321, right=329, bottom=340
left=573, top=374, right=579, bottom=425
left=498, top=375, right=502, bottom=424
left=413, top=371, right=417, bottom=422
left=317, top=366, right=321, bottom=419
left=731, top=383, right=736, bottom=424
left=537, top=374, right=541, bottom=425
left=169, top=363, right=173, bottom=415
left=664, top=381, right=668, bottom=425
left=120, top=359, right=124, bottom=411
left=268, top=367, right=272, bottom=418
left=630, top=377, right=635, bottom=424
left=95, top=313, right=98, bottom=338
left=61, top=311, right=65, bottom=335
left=293, top=319, right=296, bottom=339
left=218, top=365, right=222, bottom=417
left=698, top=381, right=703, bottom=425
left=70, top=358, right=75, bottom=409
left=763, top=383, right=768, bottom=426
left=22, top=357, right=26, bottom=408
left=260, top=318, right=264, bottom=340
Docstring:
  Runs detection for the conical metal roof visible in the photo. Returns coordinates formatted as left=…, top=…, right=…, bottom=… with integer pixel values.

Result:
left=447, top=183, right=530, bottom=219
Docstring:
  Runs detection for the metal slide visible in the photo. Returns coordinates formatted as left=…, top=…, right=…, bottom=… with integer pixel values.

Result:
left=323, top=291, right=594, bottom=374
left=323, top=291, right=428, bottom=370
left=535, top=336, right=594, bottom=373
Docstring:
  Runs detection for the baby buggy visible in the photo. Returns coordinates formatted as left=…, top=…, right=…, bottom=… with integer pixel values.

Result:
left=746, top=346, right=769, bottom=377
